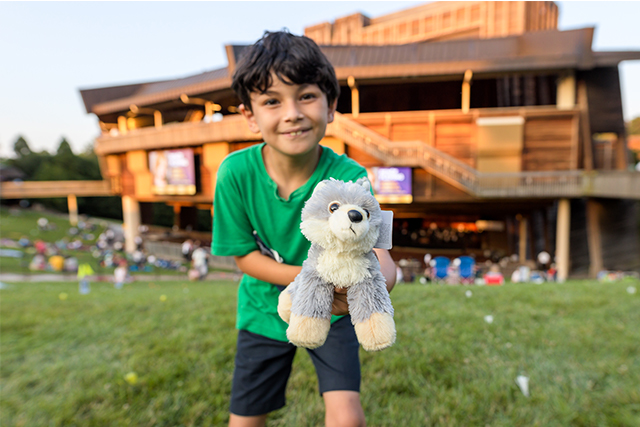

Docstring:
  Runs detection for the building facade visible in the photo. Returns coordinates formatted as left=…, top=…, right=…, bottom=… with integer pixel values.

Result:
left=78, top=1, right=640, bottom=279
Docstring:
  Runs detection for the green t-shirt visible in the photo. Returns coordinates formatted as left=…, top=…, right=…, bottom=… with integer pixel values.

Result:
left=212, top=143, right=367, bottom=342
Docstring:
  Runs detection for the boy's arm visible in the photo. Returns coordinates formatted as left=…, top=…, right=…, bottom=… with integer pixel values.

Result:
left=332, top=248, right=396, bottom=315
left=374, top=248, right=397, bottom=293
left=234, top=250, right=302, bottom=286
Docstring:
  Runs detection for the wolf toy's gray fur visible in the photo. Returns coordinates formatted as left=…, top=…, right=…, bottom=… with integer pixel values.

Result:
left=278, top=178, right=396, bottom=351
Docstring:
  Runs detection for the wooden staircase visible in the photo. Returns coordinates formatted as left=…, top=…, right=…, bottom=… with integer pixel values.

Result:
left=328, top=112, right=640, bottom=200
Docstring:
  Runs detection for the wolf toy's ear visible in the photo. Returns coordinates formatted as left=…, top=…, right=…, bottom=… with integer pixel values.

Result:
left=312, top=180, right=329, bottom=197
left=356, top=177, right=371, bottom=192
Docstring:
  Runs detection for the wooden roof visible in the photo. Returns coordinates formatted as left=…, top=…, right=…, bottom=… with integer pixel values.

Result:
left=80, top=28, right=640, bottom=117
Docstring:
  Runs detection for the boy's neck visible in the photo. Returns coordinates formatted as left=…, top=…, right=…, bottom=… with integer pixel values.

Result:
left=262, top=144, right=322, bottom=200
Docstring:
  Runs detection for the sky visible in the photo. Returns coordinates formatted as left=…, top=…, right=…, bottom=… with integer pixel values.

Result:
left=0, top=1, right=639, bottom=159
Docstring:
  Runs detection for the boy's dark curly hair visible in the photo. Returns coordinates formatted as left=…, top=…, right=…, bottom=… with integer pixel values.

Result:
left=231, top=30, right=340, bottom=112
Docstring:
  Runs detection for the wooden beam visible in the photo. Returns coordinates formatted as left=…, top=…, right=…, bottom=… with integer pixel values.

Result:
left=117, top=116, right=128, bottom=135
left=556, top=198, right=571, bottom=282
left=577, top=81, right=594, bottom=170
left=461, top=69, right=473, bottom=114
left=586, top=198, right=603, bottom=278
left=0, top=180, right=113, bottom=199
left=348, top=76, right=360, bottom=118
left=615, top=134, right=629, bottom=170
left=518, top=214, right=528, bottom=263
left=122, top=196, right=141, bottom=253
left=67, top=194, right=78, bottom=226
left=557, top=71, right=576, bottom=110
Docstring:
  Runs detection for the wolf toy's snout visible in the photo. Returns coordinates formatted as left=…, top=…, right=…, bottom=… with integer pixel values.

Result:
left=348, top=210, right=363, bottom=223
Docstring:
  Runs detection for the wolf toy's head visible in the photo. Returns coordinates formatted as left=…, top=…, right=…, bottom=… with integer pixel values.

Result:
left=300, top=178, right=382, bottom=253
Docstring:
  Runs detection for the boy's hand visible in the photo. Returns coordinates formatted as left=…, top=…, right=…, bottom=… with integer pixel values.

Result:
left=331, top=288, right=349, bottom=316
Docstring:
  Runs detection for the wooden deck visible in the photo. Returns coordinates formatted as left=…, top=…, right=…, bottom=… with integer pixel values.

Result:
left=0, top=180, right=113, bottom=199
left=34, top=106, right=640, bottom=201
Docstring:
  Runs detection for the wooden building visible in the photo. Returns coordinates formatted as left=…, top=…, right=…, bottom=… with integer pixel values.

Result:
left=78, top=1, right=640, bottom=279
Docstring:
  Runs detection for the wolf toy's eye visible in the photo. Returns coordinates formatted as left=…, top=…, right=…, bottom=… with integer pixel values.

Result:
left=329, top=202, right=341, bottom=213
left=363, top=209, right=370, bottom=219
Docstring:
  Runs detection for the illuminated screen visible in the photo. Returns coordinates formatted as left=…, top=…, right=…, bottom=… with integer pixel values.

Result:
left=369, top=167, right=413, bottom=204
left=148, top=149, right=196, bottom=195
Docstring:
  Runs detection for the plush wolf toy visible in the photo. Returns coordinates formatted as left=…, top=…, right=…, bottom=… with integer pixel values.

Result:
left=277, top=177, right=396, bottom=351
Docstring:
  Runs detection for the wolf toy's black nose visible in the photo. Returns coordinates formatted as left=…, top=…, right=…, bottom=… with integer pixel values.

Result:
left=348, top=210, right=363, bottom=223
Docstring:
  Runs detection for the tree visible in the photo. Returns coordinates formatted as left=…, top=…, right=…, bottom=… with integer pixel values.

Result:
left=8, top=136, right=49, bottom=178
left=56, top=137, right=74, bottom=158
left=5, top=135, right=123, bottom=220
left=13, top=136, right=32, bottom=157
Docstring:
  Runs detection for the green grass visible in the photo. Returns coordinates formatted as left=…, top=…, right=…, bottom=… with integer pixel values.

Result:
left=0, top=207, right=189, bottom=276
left=0, top=206, right=111, bottom=244
left=1, top=279, right=639, bottom=426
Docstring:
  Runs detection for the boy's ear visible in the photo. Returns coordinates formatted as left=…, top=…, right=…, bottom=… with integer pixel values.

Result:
left=239, top=104, right=260, bottom=133
left=327, top=99, right=338, bottom=123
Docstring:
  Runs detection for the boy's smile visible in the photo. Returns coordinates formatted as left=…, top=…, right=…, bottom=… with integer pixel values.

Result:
left=239, top=73, right=337, bottom=160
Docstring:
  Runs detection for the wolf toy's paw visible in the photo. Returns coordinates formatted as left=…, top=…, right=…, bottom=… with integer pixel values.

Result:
left=277, top=290, right=293, bottom=324
left=354, top=312, right=396, bottom=351
left=287, top=314, right=331, bottom=349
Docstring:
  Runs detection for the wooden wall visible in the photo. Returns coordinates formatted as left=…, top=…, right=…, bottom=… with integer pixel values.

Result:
left=350, top=109, right=579, bottom=172
left=305, top=1, right=558, bottom=46
left=522, top=115, right=576, bottom=171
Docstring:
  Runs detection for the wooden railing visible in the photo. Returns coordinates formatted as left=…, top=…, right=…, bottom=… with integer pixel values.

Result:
left=89, top=108, right=639, bottom=200
left=94, top=115, right=260, bottom=155
left=329, top=114, right=480, bottom=193
left=0, top=180, right=114, bottom=199
left=331, top=112, right=640, bottom=199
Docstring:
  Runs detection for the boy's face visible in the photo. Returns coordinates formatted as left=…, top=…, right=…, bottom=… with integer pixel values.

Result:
left=239, top=73, right=337, bottom=158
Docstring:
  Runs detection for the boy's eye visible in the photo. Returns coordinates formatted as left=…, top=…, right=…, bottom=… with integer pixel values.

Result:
left=263, top=99, right=279, bottom=106
left=328, top=202, right=341, bottom=213
left=300, top=93, right=317, bottom=101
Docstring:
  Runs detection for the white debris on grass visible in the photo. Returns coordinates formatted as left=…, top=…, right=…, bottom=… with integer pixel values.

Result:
left=516, top=375, right=530, bottom=397
left=484, top=315, right=494, bottom=324
left=627, top=286, right=637, bottom=295
left=465, top=290, right=472, bottom=297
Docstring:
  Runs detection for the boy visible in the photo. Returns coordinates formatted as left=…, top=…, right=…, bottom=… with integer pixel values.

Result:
left=213, top=31, right=396, bottom=427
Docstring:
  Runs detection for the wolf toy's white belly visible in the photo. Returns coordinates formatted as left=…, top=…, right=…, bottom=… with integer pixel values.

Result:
left=316, top=251, right=371, bottom=289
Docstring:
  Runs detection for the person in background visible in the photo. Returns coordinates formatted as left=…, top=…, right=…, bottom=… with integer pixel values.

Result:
left=182, top=239, right=194, bottom=262
left=113, top=260, right=128, bottom=289
left=78, top=263, right=94, bottom=294
left=191, top=241, right=209, bottom=280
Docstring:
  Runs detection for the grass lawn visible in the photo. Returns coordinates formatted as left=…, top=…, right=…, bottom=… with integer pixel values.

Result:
left=0, top=207, right=189, bottom=276
left=1, top=279, right=639, bottom=426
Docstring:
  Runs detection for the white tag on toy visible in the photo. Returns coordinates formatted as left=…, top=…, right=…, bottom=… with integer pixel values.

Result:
left=374, top=210, right=393, bottom=250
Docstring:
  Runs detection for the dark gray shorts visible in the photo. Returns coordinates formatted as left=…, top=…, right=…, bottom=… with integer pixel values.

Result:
left=229, top=315, right=361, bottom=417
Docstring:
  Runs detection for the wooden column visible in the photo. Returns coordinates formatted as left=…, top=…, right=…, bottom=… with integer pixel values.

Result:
left=517, top=214, right=528, bottom=263
left=203, top=142, right=231, bottom=198
left=614, top=134, right=629, bottom=170
left=557, top=71, right=576, bottom=110
left=173, top=204, right=181, bottom=229
left=67, top=194, right=78, bottom=226
left=122, top=196, right=141, bottom=253
left=556, top=198, right=571, bottom=282
left=577, top=81, right=593, bottom=170
left=586, top=199, right=603, bottom=278
left=461, top=69, right=473, bottom=114
left=348, top=76, right=359, bottom=118
left=117, top=116, right=128, bottom=135
left=154, top=110, right=163, bottom=129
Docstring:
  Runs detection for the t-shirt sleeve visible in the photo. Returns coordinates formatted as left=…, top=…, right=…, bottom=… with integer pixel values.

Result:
left=328, top=154, right=371, bottom=193
left=212, top=159, right=258, bottom=257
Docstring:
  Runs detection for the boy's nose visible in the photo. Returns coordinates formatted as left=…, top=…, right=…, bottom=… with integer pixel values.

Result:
left=283, top=101, right=303, bottom=121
